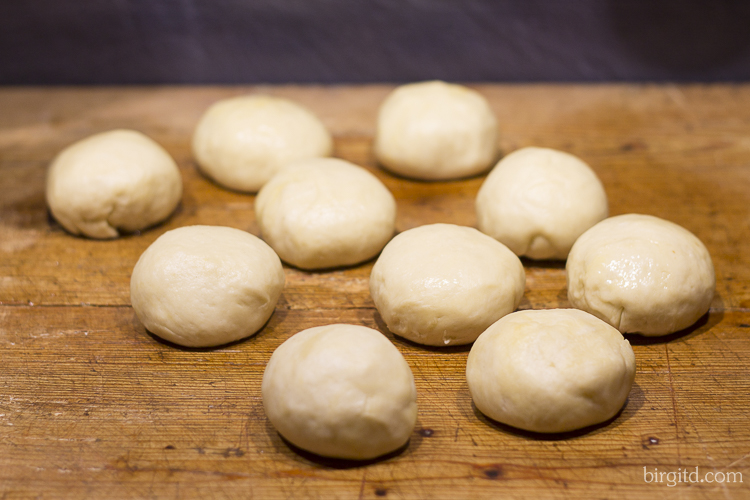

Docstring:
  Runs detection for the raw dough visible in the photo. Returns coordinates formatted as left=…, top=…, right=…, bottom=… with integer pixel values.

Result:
left=374, top=81, right=498, bottom=180
left=130, top=225, right=285, bottom=347
left=46, top=129, right=182, bottom=239
left=466, top=308, right=636, bottom=433
left=476, top=147, right=608, bottom=259
left=255, top=158, right=396, bottom=269
left=192, top=95, right=333, bottom=192
left=567, top=214, right=715, bottom=336
left=369, top=224, right=525, bottom=346
left=262, top=324, right=417, bottom=460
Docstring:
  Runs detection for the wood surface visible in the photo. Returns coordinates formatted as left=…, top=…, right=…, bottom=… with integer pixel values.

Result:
left=0, top=84, right=748, bottom=499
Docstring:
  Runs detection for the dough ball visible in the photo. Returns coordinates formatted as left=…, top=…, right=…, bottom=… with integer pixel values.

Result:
left=374, top=81, right=498, bottom=180
left=262, top=324, right=417, bottom=460
left=466, top=309, right=636, bottom=433
left=476, top=147, right=608, bottom=260
left=192, top=95, right=333, bottom=192
left=46, top=129, right=182, bottom=239
left=370, top=224, right=525, bottom=346
left=567, top=214, right=715, bottom=336
left=130, top=225, right=285, bottom=347
left=255, top=158, right=396, bottom=270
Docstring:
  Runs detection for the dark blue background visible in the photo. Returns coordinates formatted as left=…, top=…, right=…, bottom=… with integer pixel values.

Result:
left=2, top=0, right=750, bottom=84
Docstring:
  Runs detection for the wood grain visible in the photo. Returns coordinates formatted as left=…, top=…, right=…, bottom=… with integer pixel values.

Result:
left=0, top=85, right=748, bottom=499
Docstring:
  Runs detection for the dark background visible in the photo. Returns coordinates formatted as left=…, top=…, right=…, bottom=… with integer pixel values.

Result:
left=2, top=0, right=750, bottom=85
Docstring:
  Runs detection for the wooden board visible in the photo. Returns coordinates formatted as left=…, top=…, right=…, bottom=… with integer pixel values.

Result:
left=0, top=84, right=748, bottom=499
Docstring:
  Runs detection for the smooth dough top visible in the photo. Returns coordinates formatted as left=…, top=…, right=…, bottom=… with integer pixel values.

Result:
left=192, top=95, right=333, bottom=192
left=566, top=214, right=715, bottom=336
left=255, top=158, right=396, bottom=269
left=46, top=129, right=182, bottom=239
left=466, top=309, right=636, bottom=433
left=374, top=81, right=498, bottom=180
left=262, top=324, right=417, bottom=460
left=476, top=147, right=608, bottom=260
left=370, top=224, right=525, bottom=346
left=130, top=225, right=285, bottom=347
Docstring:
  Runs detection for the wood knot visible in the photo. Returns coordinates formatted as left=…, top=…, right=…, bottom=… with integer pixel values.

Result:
left=418, top=428, right=434, bottom=437
left=221, top=448, right=245, bottom=458
left=483, top=466, right=503, bottom=479
left=620, top=140, right=646, bottom=152
left=642, top=436, right=660, bottom=449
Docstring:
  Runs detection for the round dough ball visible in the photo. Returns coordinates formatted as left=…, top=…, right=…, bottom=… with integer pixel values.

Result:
left=46, top=129, right=182, bottom=239
left=370, top=224, right=525, bottom=346
left=567, top=214, right=715, bottom=336
left=255, top=158, right=396, bottom=270
left=192, top=95, right=332, bottom=193
left=476, top=147, right=608, bottom=260
left=374, top=81, right=498, bottom=180
left=130, top=225, right=285, bottom=347
left=262, top=324, right=417, bottom=460
left=466, top=309, right=636, bottom=433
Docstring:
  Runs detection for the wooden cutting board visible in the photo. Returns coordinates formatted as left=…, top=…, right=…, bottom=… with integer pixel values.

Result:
left=0, top=84, right=748, bottom=499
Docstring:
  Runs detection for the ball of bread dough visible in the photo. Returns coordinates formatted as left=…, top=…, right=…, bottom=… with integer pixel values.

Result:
left=46, top=129, right=182, bottom=239
left=370, top=224, right=525, bottom=346
left=255, top=158, right=396, bottom=270
left=192, top=95, right=333, bottom=192
left=374, top=81, right=498, bottom=180
left=567, top=214, right=715, bottom=336
left=130, top=225, right=285, bottom=347
left=476, top=147, right=608, bottom=260
left=262, top=324, right=417, bottom=460
left=467, top=309, right=636, bottom=433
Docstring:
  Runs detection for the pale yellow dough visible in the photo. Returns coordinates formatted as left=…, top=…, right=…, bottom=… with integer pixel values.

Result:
left=476, top=147, right=608, bottom=259
left=46, top=129, right=182, bottom=239
left=262, top=324, right=417, bottom=460
left=130, top=225, right=285, bottom=347
left=192, top=95, right=333, bottom=192
left=566, top=214, right=715, bottom=336
left=374, top=81, right=498, bottom=180
left=370, top=224, right=525, bottom=346
left=255, top=158, right=396, bottom=269
left=466, top=309, right=636, bottom=433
